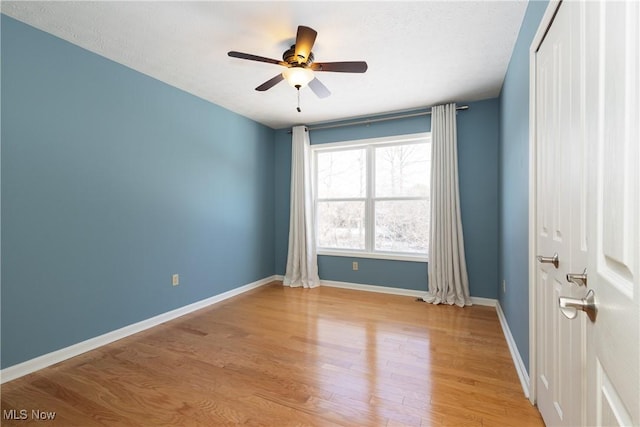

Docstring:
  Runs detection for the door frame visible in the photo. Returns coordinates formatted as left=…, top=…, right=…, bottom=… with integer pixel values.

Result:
left=527, top=0, right=562, bottom=405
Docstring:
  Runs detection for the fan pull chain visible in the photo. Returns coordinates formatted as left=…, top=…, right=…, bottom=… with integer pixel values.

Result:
left=295, top=84, right=302, bottom=112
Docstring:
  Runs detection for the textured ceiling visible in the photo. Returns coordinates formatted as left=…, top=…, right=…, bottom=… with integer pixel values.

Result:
left=2, top=1, right=528, bottom=129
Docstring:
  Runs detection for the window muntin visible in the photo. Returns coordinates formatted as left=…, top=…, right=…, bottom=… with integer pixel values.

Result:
left=313, top=133, right=430, bottom=261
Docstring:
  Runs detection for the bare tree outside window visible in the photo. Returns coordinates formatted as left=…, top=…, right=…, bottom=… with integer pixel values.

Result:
left=374, top=144, right=430, bottom=253
left=317, top=201, right=365, bottom=249
left=375, top=144, right=429, bottom=197
left=316, top=149, right=366, bottom=249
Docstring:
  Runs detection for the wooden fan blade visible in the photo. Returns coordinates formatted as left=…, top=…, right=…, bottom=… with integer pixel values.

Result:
left=228, top=51, right=287, bottom=66
left=294, top=26, right=317, bottom=63
left=308, top=77, right=331, bottom=99
left=311, top=61, right=368, bottom=73
left=255, top=74, right=285, bottom=91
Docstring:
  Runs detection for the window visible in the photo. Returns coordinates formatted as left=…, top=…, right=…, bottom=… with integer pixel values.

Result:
left=313, top=133, right=430, bottom=261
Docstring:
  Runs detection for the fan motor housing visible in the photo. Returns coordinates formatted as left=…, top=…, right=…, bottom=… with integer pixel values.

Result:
left=283, top=45, right=314, bottom=67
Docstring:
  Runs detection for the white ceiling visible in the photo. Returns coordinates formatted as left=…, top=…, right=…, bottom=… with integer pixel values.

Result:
left=2, top=1, right=528, bottom=129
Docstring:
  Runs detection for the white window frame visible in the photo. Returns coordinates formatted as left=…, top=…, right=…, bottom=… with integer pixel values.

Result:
left=312, top=132, right=430, bottom=263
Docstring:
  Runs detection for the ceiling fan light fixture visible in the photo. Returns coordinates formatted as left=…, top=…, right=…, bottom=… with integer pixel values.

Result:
left=229, top=25, right=366, bottom=99
left=282, top=67, right=314, bottom=88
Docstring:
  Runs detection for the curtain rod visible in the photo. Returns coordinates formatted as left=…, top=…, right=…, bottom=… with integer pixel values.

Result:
left=288, top=105, right=469, bottom=133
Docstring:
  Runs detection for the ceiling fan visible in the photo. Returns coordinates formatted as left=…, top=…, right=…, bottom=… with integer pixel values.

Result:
left=228, top=25, right=367, bottom=109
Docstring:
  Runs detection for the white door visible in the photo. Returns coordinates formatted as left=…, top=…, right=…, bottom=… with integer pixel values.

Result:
left=534, top=1, right=640, bottom=426
left=535, top=2, right=587, bottom=425
left=583, top=1, right=639, bottom=425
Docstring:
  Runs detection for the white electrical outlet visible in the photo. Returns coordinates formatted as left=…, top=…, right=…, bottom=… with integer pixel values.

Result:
left=352, top=261, right=358, bottom=271
left=172, top=274, right=180, bottom=286
left=502, top=280, right=506, bottom=293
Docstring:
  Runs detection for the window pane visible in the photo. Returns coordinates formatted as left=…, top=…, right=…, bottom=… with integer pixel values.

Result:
left=317, top=149, right=366, bottom=198
left=375, top=200, right=428, bottom=253
left=375, top=144, right=429, bottom=197
left=317, top=201, right=365, bottom=250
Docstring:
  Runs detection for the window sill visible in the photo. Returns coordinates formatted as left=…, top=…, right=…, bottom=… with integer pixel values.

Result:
left=317, top=250, right=428, bottom=263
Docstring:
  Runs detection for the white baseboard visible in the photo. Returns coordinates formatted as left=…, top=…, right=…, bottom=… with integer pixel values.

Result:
left=470, top=296, right=497, bottom=307
left=495, top=301, right=530, bottom=398
left=320, top=279, right=425, bottom=297
left=318, top=279, right=497, bottom=307
left=0, top=275, right=277, bottom=384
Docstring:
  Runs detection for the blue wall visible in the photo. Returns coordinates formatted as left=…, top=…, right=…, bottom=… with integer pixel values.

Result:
left=275, top=98, right=500, bottom=298
left=1, top=16, right=275, bottom=368
left=498, top=0, right=549, bottom=373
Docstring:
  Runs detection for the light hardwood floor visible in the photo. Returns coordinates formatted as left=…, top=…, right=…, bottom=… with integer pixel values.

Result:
left=1, top=282, right=544, bottom=426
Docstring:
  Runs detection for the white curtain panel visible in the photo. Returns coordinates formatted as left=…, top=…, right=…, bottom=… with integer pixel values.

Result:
left=422, top=103, right=472, bottom=307
left=283, top=125, right=320, bottom=288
